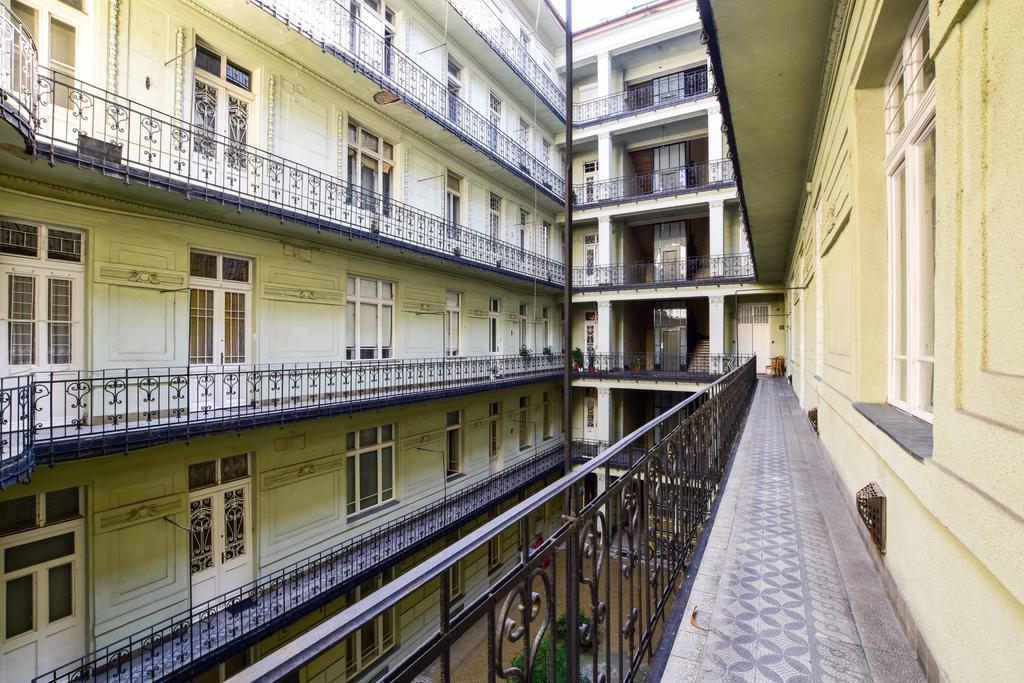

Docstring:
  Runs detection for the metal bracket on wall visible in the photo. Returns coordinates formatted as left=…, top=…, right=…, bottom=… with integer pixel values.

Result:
left=856, top=482, right=886, bottom=554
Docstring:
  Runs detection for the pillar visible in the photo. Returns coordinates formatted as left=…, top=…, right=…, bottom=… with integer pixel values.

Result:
left=709, top=198, right=725, bottom=277
left=597, top=52, right=612, bottom=98
left=596, top=387, right=612, bottom=443
left=598, top=216, right=612, bottom=274
left=597, top=300, right=612, bottom=354
left=707, top=106, right=723, bottom=161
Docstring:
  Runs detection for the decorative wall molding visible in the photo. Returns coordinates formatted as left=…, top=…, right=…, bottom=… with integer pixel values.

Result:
left=94, top=493, right=184, bottom=534
left=107, top=0, right=121, bottom=93
left=173, top=27, right=186, bottom=119
left=261, top=454, right=345, bottom=490
left=267, top=75, right=276, bottom=153
left=96, top=262, right=186, bottom=290
left=260, top=282, right=346, bottom=305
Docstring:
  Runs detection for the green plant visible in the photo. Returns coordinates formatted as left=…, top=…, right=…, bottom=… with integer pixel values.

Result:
left=542, top=345, right=553, bottom=357
left=571, top=347, right=585, bottom=368
left=586, top=346, right=596, bottom=369
left=511, top=612, right=593, bottom=682
left=519, top=344, right=532, bottom=359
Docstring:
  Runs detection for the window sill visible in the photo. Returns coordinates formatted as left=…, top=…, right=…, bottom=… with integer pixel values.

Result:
left=346, top=499, right=399, bottom=524
left=446, top=472, right=466, bottom=483
left=853, top=402, right=933, bottom=461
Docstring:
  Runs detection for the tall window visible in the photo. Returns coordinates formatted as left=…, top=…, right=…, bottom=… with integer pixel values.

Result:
left=540, top=307, right=550, bottom=350
left=488, top=193, right=502, bottom=242
left=12, top=1, right=81, bottom=108
left=518, top=303, right=529, bottom=350
left=346, top=425, right=395, bottom=515
left=447, top=57, right=462, bottom=121
left=487, top=401, right=502, bottom=471
left=541, top=391, right=552, bottom=439
left=1, top=222, right=83, bottom=371
left=446, top=410, right=462, bottom=476
left=487, top=521, right=501, bottom=572
left=518, top=209, right=529, bottom=255
left=346, top=275, right=394, bottom=359
left=537, top=222, right=550, bottom=258
left=885, top=2, right=935, bottom=420
left=347, top=121, right=394, bottom=208
left=517, top=117, right=530, bottom=168
left=445, top=171, right=462, bottom=237
left=344, top=568, right=395, bottom=678
left=193, top=44, right=252, bottom=168
left=488, top=298, right=501, bottom=353
left=542, top=139, right=552, bottom=168
left=518, top=396, right=531, bottom=450
left=489, top=93, right=502, bottom=150
left=189, top=251, right=251, bottom=365
left=445, top=291, right=461, bottom=357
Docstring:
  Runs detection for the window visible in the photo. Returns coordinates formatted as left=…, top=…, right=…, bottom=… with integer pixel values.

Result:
left=12, top=0, right=82, bottom=108
left=518, top=209, right=529, bottom=255
left=488, top=298, right=501, bottom=353
left=487, top=402, right=502, bottom=471
left=447, top=57, right=461, bottom=121
left=488, top=193, right=502, bottom=242
left=537, top=221, right=550, bottom=258
left=541, top=391, right=552, bottom=439
left=582, top=160, right=599, bottom=202
left=187, top=454, right=250, bottom=490
left=540, top=307, right=550, bottom=350
left=518, top=303, right=529, bottom=350
left=885, top=2, right=935, bottom=420
left=346, top=275, right=394, bottom=359
left=446, top=410, right=462, bottom=477
left=517, top=118, right=530, bottom=167
left=1, top=222, right=83, bottom=371
left=346, top=425, right=395, bottom=515
left=344, top=568, right=396, bottom=678
left=518, top=396, right=531, bottom=450
left=0, top=488, right=81, bottom=537
left=445, top=291, right=461, bottom=357
left=189, top=251, right=251, bottom=365
left=489, top=93, right=502, bottom=150
left=487, top=527, right=501, bottom=572
left=583, top=233, right=598, bottom=280
left=193, top=43, right=252, bottom=168
left=448, top=557, right=463, bottom=600
left=446, top=171, right=462, bottom=237
left=347, top=121, right=394, bottom=208
left=542, top=139, right=552, bottom=168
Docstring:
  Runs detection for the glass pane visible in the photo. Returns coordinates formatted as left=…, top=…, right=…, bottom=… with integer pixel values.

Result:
left=361, top=131, right=379, bottom=153
left=0, top=221, right=38, bottom=257
left=0, top=496, right=37, bottom=535
left=4, top=532, right=75, bottom=572
left=190, top=252, right=218, bottom=278
left=224, top=291, right=246, bottom=363
left=381, top=306, right=393, bottom=352
left=222, top=488, right=246, bottom=561
left=381, top=446, right=393, bottom=501
left=189, top=289, right=214, bottom=364
left=48, top=279, right=72, bottom=364
left=48, top=562, right=73, bottom=622
left=895, top=168, right=908, bottom=358
left=381, top=424, right=392, bottom=442
left=226, top=61, right=251, bottom=91
left=43, top=229, right=81, bottom=262
left=920, top=23, right=934, bottom=91
left=360, top=303, right=378, bottom=354
left=346, top=304, right=356, bottom=360
left=5, top=575, right=33, bottom=638
left=381, top=282, right=393, bottom=300
left=189, top=497, right=214, bottom=575
left=359, top=278, right=378, bottom=299
left=221, top=454, right=249, bottom=483
left=360, top=622, right=378, bottom=661
left=222, top=257, right=250, bottom=282
left=359, top=450, right=379, bottom=509
left=359, top=427, right=377, bottom=447
left=49, top=18, right=76, bottom=71
left=188, top=461, right=217, bottom=490
left=346, top=431, right=356, bottom=450
left=44, top=488, right=79, bottom=524
left=346, top=456, right=357, bottom=515
left=195, top=45, right=221, bottom=76
left=919, top=130, right=936, bottom=362
left=11, top=3, right=37, bottom=40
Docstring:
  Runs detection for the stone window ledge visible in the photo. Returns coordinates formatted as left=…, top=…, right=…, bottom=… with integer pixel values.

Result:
left=853, top=402, right=933, bottom=461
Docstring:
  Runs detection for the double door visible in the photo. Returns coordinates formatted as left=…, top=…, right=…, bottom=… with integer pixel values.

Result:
left=190, top=481, right=252, bottom=606
left=737, top=303, right=771, bottom=369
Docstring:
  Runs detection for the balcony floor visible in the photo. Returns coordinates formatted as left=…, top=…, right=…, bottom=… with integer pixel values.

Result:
left=660, top=379, right=924, bottom=682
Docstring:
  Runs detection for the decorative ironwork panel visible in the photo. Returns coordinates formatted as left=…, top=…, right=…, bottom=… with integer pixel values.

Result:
left=223, top=487, right=246, bottom=562
left=190, top=496, right=214, bottom=574
left=856, top=482, right=886, bottom=554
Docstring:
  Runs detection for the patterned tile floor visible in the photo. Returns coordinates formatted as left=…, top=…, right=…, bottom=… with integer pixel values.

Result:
left=662, top=379, right=924, bottom=682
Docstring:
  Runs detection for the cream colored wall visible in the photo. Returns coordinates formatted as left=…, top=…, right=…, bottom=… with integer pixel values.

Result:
left=781, top=1, right=1024, bottom=680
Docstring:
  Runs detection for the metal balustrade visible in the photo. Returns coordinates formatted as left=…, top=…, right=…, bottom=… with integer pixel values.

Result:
left=249, top=0, right=565, bottom=200
left=446, top=0, right=565, bottom=117
left=35, top=440, right=581, bottom=683
left=0, top=4, right=37, bottom=139
left=573, top=158, right=734, bottom=208
left=228, top=358, right=757, bottom=682
left=579, top=352, right=754, bottom=379
left=573, top=252, right=754, bottom=290
left=574, top=68, right=712, bottom=125
left=0, top=354, right=563, bottom=487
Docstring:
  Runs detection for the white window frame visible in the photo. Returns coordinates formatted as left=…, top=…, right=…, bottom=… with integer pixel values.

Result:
left=345, top=424, right=395, bottom=515
left=192, top=42, right=254, bottom=171
left=188, top=250, right=252, bottom=366
left=884, top=1, right=936, bottom=421
left=344, top=568, right=395, bottom=677
left=488, top=193, right=502, bottom=242
left=541, top=390, right=552, bottom=439
left=11, top=0, right=91, bottom=85
left=488, top=297, right=501, bottom=354
left=347, top=120, right=395, bottom=201
left=518, top=303, right=529, bottom=350
left=518, top=395, right=531, bottom=450
left=444, top=290, right=461, bottom=357
left=1, top=223, right=84, bottom=374
left=487, top=401, right=502, bottom=470
left=445, top=409, right=462, bottom=477
left=346, top=275, right=395, bottom=360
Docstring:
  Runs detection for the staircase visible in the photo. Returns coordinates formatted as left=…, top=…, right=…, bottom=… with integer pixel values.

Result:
left=687, top=338, right=711, bottom=372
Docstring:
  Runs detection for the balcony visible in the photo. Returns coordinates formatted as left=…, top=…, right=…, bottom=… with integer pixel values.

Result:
left=574, top=68, right=712, bottom=126
left=578, top=351, right=753, bottom=382
left=248, top=0, right=565, bottom=202
left=573, top=158, right=734, bottom=209
left=573, top=253, right=754, bottom=291
left=0, top=354, right=563, bottom=489
left=220, top=359, right=758, bottom=682
left=446, top=0, right=565, bottom=119
left=37, top=441, right=576, bottom=683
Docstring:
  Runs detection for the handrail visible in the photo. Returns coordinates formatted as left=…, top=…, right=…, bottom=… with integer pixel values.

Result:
left=580, top=351, right=754, bottom=377
left=573, top=253, right=754, bottom=288
left=0, top=3, right=39, bottom=134
left=228, top=358, right=757, bottom=682
left=446, top=0, right=565, bottom=117
left=23, top=68, right=564, bottom=284
left=249, top=0, right=564, bottom=200
left=573, top=158, right=734, bottom=207
left=574, top=67, right=711, bottom=125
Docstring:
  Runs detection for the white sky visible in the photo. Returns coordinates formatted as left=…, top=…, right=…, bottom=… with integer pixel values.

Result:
left=555, top=0, right=641, bottom=30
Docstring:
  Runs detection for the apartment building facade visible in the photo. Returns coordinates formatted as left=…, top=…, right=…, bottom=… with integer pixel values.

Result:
left=0, top=0, right=570, bottom=680
left=702, top=0, right=1024, bottom=679
left=561, top=0, right=781, bottom=446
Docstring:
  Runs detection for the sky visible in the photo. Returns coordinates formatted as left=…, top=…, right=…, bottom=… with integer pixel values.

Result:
left=556, top=0, right=642, bottom=30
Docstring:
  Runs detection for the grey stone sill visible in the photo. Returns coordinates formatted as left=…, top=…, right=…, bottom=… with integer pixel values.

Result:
left=853, top=402, right=933, bottom=461
left=345, top=499, right=399, bottom=524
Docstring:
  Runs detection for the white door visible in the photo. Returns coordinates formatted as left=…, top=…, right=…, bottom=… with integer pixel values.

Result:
left=1, top=524, right=83, bottom=682
left=583, top=389, right=598, bottom=440
left=583, top=235, right=598, bottom=285
left=737, top=303, right=771, bottom=370
left=190, top=480, right=252, bottom=606
left=584, top=312, right=597, bottom=360
left=583, top=161, right=599, bottom=202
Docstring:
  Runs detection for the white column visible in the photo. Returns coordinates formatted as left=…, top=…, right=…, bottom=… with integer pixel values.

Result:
left=709, top=295, right=725, bottom=373
left=709, top=198, right=725, bottom=277
left=597, top=52, right=612, bottom=98
left=707, top=106, right=723, bottom=161
left=597, top=300, right=612, bottom=354
left=598, top=132, right=613, bottom=180
left=596, top=387, right=612, bottom=443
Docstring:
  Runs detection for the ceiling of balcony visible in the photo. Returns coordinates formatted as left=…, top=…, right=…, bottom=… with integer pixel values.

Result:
left=699, top=0, right=834, bottom=283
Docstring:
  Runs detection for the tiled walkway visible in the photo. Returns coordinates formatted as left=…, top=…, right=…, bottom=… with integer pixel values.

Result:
left=663, top=379, right=924, bottom=682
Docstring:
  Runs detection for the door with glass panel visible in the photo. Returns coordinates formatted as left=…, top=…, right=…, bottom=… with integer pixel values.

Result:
left=444, top=291, right=461, bottom=357
left=191, top=45, right=253, bottom=188
left=346, top=121, right=394, bottom=222
left=582, top=161, right=598, bottom=203
left=653, top=142, right=685, bottom=193
left=188, top=455, right=253, bottom=606
left=1, top=523, right=82, bottom=682
left=583, top=388, right=598, bottom=441
left=188, top=251, right=252, bottom=412
left=582, top=234, right=598, bottom=286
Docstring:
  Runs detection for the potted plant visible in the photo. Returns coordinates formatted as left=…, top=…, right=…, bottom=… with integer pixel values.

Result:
left=632, top=356, right=643, bottom=374
left=519, top=344, right=532, bottom=363
left=489, top=364, right=500, bottom=380
left=587, top=346, right=596, bottom=372
left=571, top=347, right=584, bottom=371
left=542, top=345, right=553, bottom=358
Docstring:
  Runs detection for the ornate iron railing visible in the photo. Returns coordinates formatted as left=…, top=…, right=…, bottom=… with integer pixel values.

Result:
left=35, top=441, right=580, bottom=683
left=573, top=253, right=754, bottom=289
left=0, top=4, right=37, bottom=139
left=446, top=0, right=565, bottom=117
left=573, top=158, right=734, bottom=208
left=579, top=351, right=753, bottom=379
left=228, top=358, right=757, bottom=682
left=249, top=0, right=564, bottom=200
left=574, top=68, right=711, bottom=125
left=0, top=354, right=563, bottom=486
left=17, top=68, right=564, bottom=284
